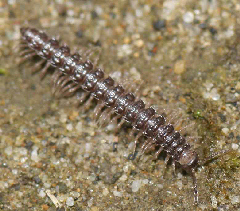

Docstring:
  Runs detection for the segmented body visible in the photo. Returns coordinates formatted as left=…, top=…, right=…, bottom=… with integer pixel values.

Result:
left=19, top=27, right=199, bottom=203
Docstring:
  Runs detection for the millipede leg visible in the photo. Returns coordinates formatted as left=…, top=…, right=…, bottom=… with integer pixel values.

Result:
left=141, top=140, right=155, bottom=154
left=61, top=83, right=80, bottom=97
left=128, top=129, right=135, bottom=140
left=109, top=114, right=124, bottom=129
left=172, top=161, right=176, bottom=176
left=13, top=42, right=28, bottom=53
left=76, top=92, right=90, bottom=106
left=167, top=109, right=182, bottom=124
left=85, top=95, right=95, bottom=109
left=98, top=109, right=114, bottom=127
left=54, top=80, right=74, bottom=98
left=52, top=75, right=69, bottom=95
left=53, top=75, right=68, bottom=89
left=132, top=84, right=142, bottom=97
left=191, top=170, right=198, bottom=204
left=19, top=49, right=34, bottom=56
left=93, top=102, right=105, bottom=120
left=55, top=77, right=72, bottom=93
left=164, top=154, right=171, bottom=165
left=19, top=43, right=28, bottom=48
left=18, top=52, right=37, bottom=64
left=39, top=62, right=51, bottom=79
left=69, top=84, right=81, bottom=94
left=81, top=48, right=93, bottom=59
left=52, top=71, right=63, bottom=86
left=92, top=48, right=101, bottom=67
left=154, top=147, right=163, bottom=160
left=116, top=118, right=125, bottom=131
left=141, top=139, right=152, bottom=151
left=132, top=132, right=142, bottom=154
left=32, top=59, right=46, bottom=73
left=128, top=133, right=145, bottom=160
left=176, top=120, right=193, bottom=133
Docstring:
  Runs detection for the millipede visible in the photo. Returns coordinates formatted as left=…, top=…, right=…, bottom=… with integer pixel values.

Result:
left=19, top=27, right=200, bottom=203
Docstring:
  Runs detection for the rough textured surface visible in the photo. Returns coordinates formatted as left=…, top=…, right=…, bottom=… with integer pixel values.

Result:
left=0, top=0, right=240, bottom=210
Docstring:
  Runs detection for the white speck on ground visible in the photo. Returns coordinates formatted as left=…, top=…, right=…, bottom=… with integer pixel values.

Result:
left=66, top=197, right=74, bottom=207
left=132, top=180, right=142, bottom=192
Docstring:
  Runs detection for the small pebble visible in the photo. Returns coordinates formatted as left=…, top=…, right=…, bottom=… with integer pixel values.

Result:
left=42, top=204, right=49, bottom=210
left=33, top=176, right=42, bottom=184
left=12, top=169, right=18, bottom=175
left=230, top=195, right=240, bottom=204
left=71, top=191, right=80, bottom=198
left=113, top=190, right=122, bottom=197
left=130, top=67, right=141, bottom=80
left=132, top=180, right=141, bottom=192
left=106, top=123, right=116, bottom=131
left=19, top=147, right=28, bottom=155
left=39, top=190, right=46, bottom=198
left=134, top=39, right=144, bottom=48
left=75, top=122, right=83, bottom=133
left=209, top=27, right=217, bottom=35
left=211, top=195, right=217, bottom=208
left=66, top=123, right=73, bottom=131
left=204, top=82, right=214, bottom=91
left=85, top=143, right=92, bottom=152
left=153, top=19, right=166, bottom=30
left=119, top=174, right=128, bottom=181
left=91, top=10, right=98, bottom=19
left=76, top=29, right=83, bottom=37
left=232, top=143, right=239, bottom=150
left=4, top=146, right=12, bottom=155
left=128, top=142, right=135, bottom=150
left=222, top=128, right=229, bottom=135
left=31, top=147, right=40, bottom=162
left=60, top=113, right=67, bottom=123
left=177, top=180, right=183, bottom=190
left=123, top=37, right=131, bottom=44
left=135, top=9, right=143, bottom=17
left=235, top=82, right=240, bottom=90
left=183, top=12, right=194, bottom=23
left=210, top=88, right=220, bottom=101
left=87, top=198, right=93, bottom=207
left=24, top=140, right=34, bottom=150
left=174, top=60, right=186, bottom=74
left=102, top=188, right=109, bottom=196
left=58, top=182, right=68, bottom=194
left=203, top=88, right=220, bottom=101
left=142, top=179, right=149, bottom=185
left=177, top=173, right=183, bottom=179
left=66, top=197, right=74, bottom=207
left=118, top=44, right=132, bottom=57
left=91, top=207, right=99, bottom=211
left=44, top=183, right=51, bottom=188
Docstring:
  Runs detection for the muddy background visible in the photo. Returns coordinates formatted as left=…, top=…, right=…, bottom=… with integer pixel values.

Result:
left=0, top=0, right=240, bottom=210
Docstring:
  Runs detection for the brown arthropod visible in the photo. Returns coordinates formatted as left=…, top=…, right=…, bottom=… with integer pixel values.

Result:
left=19, top=27, right=200, bottom=203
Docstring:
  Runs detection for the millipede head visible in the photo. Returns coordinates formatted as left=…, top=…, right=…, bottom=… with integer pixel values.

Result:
left=178, top=149, right=198, bottom=169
